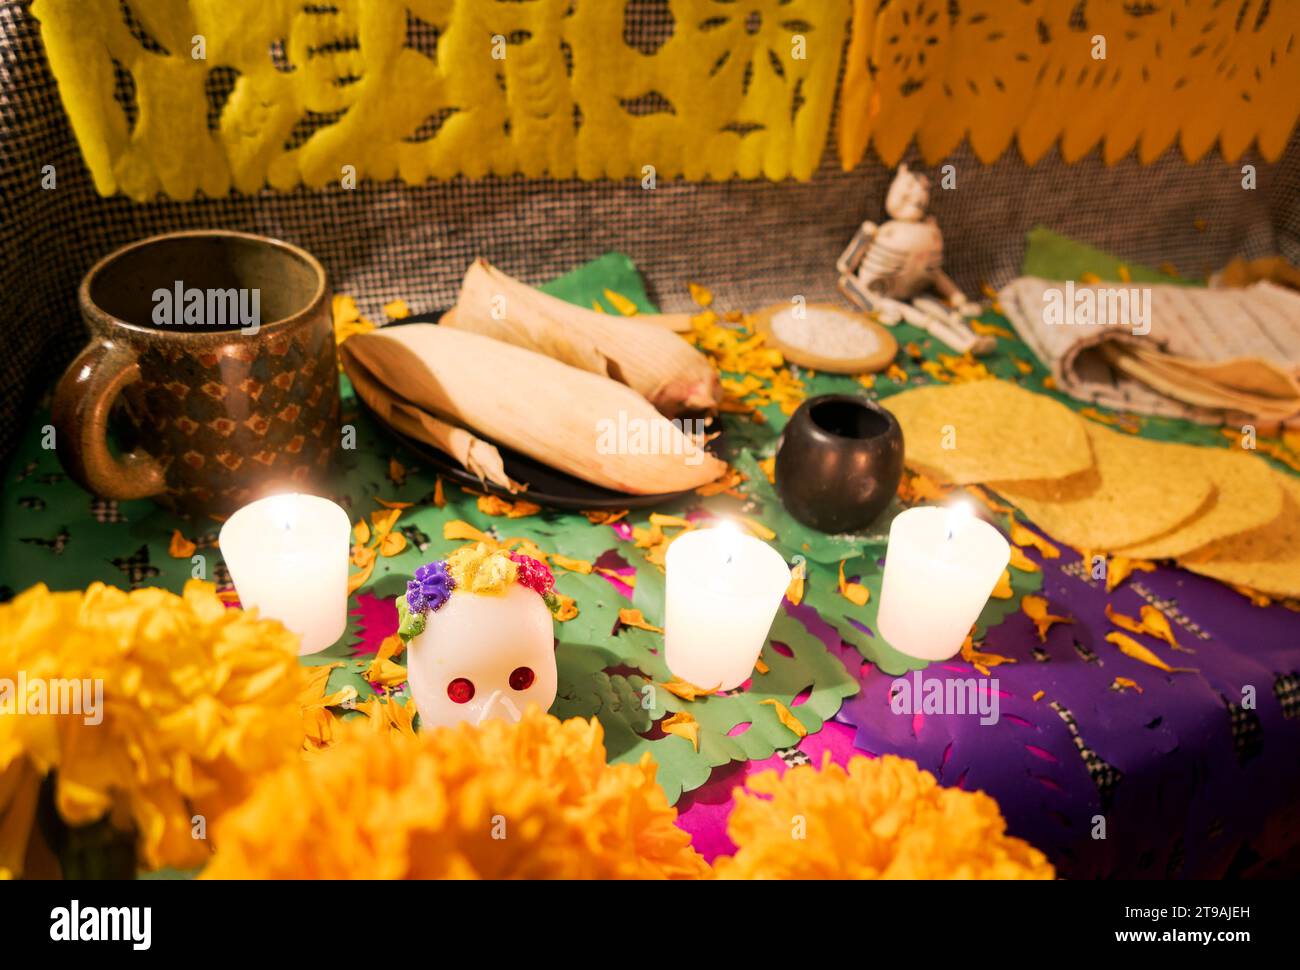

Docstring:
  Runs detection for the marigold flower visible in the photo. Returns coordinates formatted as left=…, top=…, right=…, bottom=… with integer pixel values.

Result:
left=203, top=708, right=707, bottom=879
left=0, top=581, right=302, bottom=878
left=714, top=754, right=1055, bottom=880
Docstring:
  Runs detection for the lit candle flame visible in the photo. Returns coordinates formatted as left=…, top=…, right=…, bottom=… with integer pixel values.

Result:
left=713, top=519, right=744, bottom=566
left=945, top=500, right=974, bottom=541
left=266, top=493, right=301, bottom=532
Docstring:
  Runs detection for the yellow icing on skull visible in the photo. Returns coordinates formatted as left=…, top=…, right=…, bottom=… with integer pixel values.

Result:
left=446, top=543, right=518, bottom=596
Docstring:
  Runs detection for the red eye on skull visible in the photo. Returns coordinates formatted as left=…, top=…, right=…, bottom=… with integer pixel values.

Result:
left=509, top=666, right=535, bottom=691
left=447, top=677, right=475, bottom=704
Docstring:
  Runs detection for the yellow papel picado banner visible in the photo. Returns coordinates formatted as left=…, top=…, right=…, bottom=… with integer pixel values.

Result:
left=31, top=0, right=1300, bottom=199
left=31, top=0, right=848, bottom=199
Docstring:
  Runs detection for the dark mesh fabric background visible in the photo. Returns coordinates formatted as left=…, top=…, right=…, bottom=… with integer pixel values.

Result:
left=2, top=0, right=1298, bottom=465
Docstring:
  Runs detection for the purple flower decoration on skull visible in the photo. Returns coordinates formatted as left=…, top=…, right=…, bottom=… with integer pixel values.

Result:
left=406, top=561, right=455, bottom=616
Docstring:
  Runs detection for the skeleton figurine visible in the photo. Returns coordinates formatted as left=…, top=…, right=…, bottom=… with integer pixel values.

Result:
left=836, top=165, right=993, bottom=355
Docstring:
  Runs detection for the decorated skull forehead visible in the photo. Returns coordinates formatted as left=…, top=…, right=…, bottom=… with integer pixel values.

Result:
left=397, top=543, right=559, bottom=729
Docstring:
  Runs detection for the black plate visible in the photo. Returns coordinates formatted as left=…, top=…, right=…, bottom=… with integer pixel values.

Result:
left=357, top=314, right=721, bottom=511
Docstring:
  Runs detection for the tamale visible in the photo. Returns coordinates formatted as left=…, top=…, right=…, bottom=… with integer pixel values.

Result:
left=339, top=325, right=726, bottom=495
left=445, top=259, right=721, bottom=416
left=345, top=341, right=522, bottom=492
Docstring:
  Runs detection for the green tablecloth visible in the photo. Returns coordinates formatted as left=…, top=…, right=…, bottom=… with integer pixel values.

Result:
left=0, top=235, right=1282, bottom=807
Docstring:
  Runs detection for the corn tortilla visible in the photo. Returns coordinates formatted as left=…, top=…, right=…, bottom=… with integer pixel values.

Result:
left=883, top=380, right=1092, bottom=484
left=1178, top=471, right=1300, bottom=598
left=991, top=423, right=1214, bottom=551
left=1116, top=448, right=1283, bottom=559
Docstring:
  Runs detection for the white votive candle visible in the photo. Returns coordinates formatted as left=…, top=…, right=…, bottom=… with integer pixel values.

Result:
left=218, top=493, right=350, bottom=655
left=876, top=503, right=1010, bottom=661
left=664, top=524, right=791, bottom=691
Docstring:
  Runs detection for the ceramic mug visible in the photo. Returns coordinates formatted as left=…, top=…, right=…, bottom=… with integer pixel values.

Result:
left=775, top=394, right=904, bottom=533
left=52, top=230, right=340, bottom=517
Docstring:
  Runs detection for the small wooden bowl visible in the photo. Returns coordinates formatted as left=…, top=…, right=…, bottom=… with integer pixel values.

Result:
left=753, top=302, right=898, bottom=374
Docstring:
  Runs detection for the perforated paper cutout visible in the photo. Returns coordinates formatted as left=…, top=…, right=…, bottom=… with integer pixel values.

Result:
left=839, top=0, right=1300, bottom=168
left=32, top=0, right=848, bottom=199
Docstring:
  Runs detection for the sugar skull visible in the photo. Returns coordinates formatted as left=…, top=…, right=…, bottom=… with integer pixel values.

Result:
left=397, top=544, right=559, bottom=729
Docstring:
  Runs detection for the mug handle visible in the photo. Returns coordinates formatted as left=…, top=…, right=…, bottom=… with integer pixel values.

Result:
left=52, top=337, right=166, bottom=501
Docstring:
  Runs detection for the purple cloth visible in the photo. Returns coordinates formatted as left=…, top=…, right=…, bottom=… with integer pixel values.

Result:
left=833, top=547, right=1300, bottom=878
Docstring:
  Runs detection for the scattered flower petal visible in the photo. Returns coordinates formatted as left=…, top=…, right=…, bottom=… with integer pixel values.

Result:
left=1104, top=631, right=1196, bottom=673
left=838, top=560, right=870, bottom=607
left=379, top=531, right=407, bottom=557
left=785, top=560, right=805, bottom=605
left=1105, top=556, right=1155, bottom=592
left=688, top=282, right=713, bottom=307
left=444, top=520, right=491, bottom=543
left=759, top=699, right=807, bottom=738
left=659, top=678, right=718, bottom=702
left=662, top=711, right=701, bottom=752
left=618, top=608, right=663, bottom=634
left=1009, top=518, right=1060, bottom=559
left=990, top=568, right=1013, bottom=599
left=1008, top=545, right=1040, bottom=573
left=477, top=494, right=541, bottom=518
left=1022, top=595, right=1071, bottom=642
left=602, top=288, right=639, bottom=316
left=168, top=530, right=196, bottom=559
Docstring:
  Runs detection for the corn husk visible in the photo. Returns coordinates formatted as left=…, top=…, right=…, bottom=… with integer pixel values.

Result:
left=345, top=340, right=521, bottom=492
left=445, top=259, right=721, bottom=416
left=340, top=325, right=726, bottom=494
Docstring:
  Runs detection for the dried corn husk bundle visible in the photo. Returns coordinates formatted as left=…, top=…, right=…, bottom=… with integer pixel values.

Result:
left=445, top=259, right=721, bottom=417
left=340, top=325, right=726, bottom=494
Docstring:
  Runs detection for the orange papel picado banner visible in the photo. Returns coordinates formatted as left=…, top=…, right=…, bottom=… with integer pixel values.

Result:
left=839, top=0, right=1300, bottom=168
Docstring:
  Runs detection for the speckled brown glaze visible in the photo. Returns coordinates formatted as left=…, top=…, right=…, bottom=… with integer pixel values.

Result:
left=52, top=231, right=340, bottom=517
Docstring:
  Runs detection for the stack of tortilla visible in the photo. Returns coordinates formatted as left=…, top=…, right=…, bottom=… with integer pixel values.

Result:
left=885, top=380, right=1300, bottom=599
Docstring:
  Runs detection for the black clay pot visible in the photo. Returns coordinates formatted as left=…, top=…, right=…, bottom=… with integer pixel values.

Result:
left=774, top=394, right=904, bottom=534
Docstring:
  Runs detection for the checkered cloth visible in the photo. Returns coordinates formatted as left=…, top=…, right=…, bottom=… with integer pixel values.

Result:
left=2, top=0, right=1298, bottom=466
